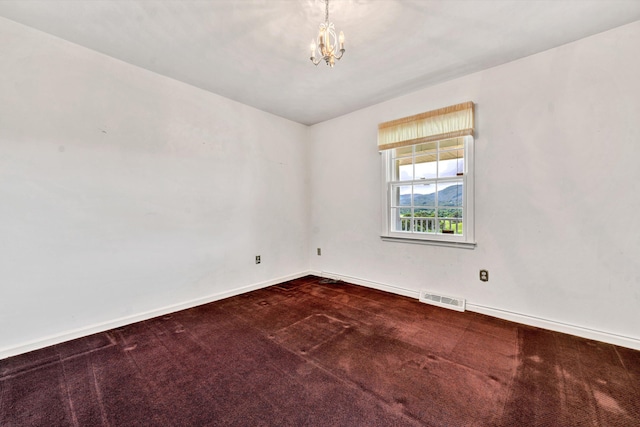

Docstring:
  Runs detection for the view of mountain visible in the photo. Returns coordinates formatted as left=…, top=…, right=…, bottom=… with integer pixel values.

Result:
left=399, top=184, right=463, bottom=207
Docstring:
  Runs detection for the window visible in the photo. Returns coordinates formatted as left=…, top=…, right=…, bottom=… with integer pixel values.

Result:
left=378, top=102, right=475, bottom=248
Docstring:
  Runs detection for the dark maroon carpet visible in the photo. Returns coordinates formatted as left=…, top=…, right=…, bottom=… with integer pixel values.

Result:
left=1, top=275, right=639, bottom=426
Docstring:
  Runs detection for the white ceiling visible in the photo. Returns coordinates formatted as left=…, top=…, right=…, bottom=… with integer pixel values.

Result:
left=1, top=1, right=639, bottom=125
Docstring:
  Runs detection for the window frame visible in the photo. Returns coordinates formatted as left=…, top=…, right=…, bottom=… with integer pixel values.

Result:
left=380, top=135, right=476, bottom=249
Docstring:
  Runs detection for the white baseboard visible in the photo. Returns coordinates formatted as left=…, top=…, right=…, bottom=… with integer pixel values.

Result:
left=313, top=270, right=421, bottom=299
left=466, top=303, right=640, bottom=351
left=4, top=270, right=638, bottom=359
left=0, top=271, right=310, bottom=360
left=316, top=271, right=640, bottom=351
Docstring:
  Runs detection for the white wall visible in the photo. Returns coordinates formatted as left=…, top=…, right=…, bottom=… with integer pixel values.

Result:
left=2, top=16, right=639, bottom=358
left=309, top=21, right=640, bottom=348
left=0, top=17, right=309, bottom=357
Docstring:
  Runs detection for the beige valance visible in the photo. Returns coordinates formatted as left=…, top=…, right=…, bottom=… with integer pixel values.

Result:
left=378, top=102, right=474, bottom=151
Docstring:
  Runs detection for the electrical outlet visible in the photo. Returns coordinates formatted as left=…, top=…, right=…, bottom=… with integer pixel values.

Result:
left=256, top=255, right=261, bottom=264
left=317, top=248, right=321, bottom=256
left=479, top=269, right=489, bottom=282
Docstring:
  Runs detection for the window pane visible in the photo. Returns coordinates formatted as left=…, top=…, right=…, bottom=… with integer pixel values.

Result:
left=415, top=155, right=437, bottom=180
left=438, top=149, right=464, bottom=178
left=394, top=157, right=413, bottom=181
left=391, top=185, right=411, bottom=206
left=413, top=183, right=436, bottom=207
left=414, top=141, right=438, bottom=180
left=438, top=208, right=463, bottom=235
left=414, top=209, right=436, bottom=233
left=437, top=182, right=463, bottom=207
left=390, top=208, right=412, bottom=232
left=414, top=208, right=436, bottom=217
left=391, top=185, right=412, bottom=207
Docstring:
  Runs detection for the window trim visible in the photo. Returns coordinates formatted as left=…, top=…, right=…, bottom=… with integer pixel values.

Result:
left=380, top=136, right=476, bottom=248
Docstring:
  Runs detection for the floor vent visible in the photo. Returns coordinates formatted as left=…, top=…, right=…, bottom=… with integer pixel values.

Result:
left=419, top=291, right=466, bottom=312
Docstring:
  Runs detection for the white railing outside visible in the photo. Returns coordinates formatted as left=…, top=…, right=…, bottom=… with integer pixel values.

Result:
left=398, top=217, right=462, bottom=234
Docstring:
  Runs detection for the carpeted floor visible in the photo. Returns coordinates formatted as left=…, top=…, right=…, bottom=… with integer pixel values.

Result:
left=1, top=275, right=639, bottom=426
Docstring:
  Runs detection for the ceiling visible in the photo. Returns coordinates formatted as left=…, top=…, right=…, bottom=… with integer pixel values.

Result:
left=1, top=1, right=639, bottom=126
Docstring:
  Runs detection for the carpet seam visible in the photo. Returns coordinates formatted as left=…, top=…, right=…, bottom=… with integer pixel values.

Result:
left=0, top=366, right=6, bottom=424
left=567, top=333, right=601, bottom=426
left=0, top=337, right=117, bottom=381
left=115, top=327, right=167, bottom=426
left=57, top=350, right=80, bottom=427
left=89, top=351, right=111, bottom=427
left=584, top=337, right=607, bottom=425
left=492, top=326, right=523, bottom=427
left=612, top=345, right=640, bottom=398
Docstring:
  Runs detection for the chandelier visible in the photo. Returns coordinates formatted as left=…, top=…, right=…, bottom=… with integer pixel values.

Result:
left=309, top=0, right=345, bottom=67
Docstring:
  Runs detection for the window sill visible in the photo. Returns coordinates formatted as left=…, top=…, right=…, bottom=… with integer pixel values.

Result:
left=380, top=235, right=476, bottom=249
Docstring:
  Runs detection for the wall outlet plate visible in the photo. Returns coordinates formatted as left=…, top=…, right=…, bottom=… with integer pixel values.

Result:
left=256, top=255, right=261, bottom=264
left=479, top=269, right=489, bottom=282
left=317, top=248, right=321, bottom=256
